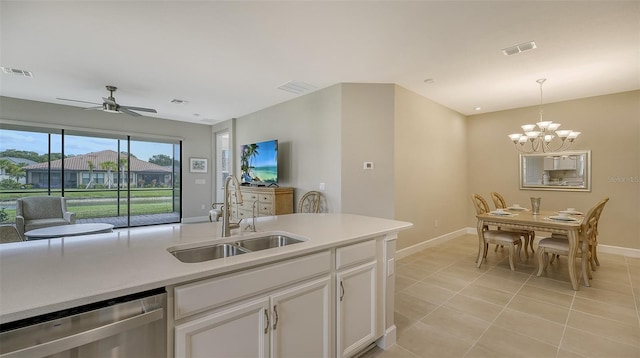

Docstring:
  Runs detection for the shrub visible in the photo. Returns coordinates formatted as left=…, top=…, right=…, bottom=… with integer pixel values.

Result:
left=0, top=179, right=21, bottom=190
left=0, top=208, right=9, bottom=223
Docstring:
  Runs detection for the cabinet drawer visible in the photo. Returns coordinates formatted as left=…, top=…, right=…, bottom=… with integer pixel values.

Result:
left=258, top=203, right=274, bottom=215
left=336, top=240, right=376, bottom=270
left=232, top=191, right=259, bottom=203
left=259, top=194, right=274, bottom=204
left=242, top=192, right=259, bottom=201
left=175, top=251, right=331, bottom=319
left=236, top=208, right=253, bottom=219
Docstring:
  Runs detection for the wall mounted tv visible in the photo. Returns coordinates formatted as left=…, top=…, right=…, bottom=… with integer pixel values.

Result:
left=240, top=139, right=278, bottom=186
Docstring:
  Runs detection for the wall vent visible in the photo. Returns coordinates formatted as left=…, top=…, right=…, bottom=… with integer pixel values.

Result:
left=501, top=41, right=537, bottom=56
left=1, top=67, right=33, bottom=78
left=277, top=81, right=316, bottom=94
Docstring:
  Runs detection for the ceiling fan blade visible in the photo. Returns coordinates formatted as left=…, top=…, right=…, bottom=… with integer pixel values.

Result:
left=102, top=97, right=117, bottom=105
left=57, top=98, right=102, bottom=105
left=119, top=107, right=142, bottom=117
left=120, top=106, right=157, bottom=113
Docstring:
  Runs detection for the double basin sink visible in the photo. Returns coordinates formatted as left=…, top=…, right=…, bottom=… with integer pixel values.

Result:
left=169, top=234, right=304, bottom=263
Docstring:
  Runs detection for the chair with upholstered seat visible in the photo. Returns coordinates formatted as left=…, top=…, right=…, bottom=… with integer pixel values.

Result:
left=15, top=196, right=76, bottom=239
left=548, top=201, right=607, bottom=271
left=472, top=194, right=523, bottom=271
left=536, top=197, right=609, bottom=287
left=298, top=191, right=322, bottom=213
left=490, top=191, right=535, bottom=257
left=0, top=225, right=23, bottom=243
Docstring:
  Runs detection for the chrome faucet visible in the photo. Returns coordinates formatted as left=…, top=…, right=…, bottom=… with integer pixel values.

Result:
left=244, top=200, right=258, bottom=232
left=222, top=175, right=243, bottom=237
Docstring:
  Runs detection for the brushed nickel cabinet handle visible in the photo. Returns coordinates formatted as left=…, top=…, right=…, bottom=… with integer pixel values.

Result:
left=272, top=305, right=279, bottom=330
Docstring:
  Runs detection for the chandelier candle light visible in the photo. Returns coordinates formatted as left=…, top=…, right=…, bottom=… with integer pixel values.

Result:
left=508, top=79, right=580, bottom=153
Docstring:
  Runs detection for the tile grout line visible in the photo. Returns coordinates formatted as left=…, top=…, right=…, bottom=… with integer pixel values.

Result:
left=461, top=270, right=534, bottom=357
left=625, top=256, right=640, bottom=328
left=554, top=290, right=577, bottom=358
left=393, top=254, right=492, bottom=349
left=393, top=237, right=638, bottom=358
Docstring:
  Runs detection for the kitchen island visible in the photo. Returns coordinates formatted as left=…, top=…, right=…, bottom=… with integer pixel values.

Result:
left=0, top=213, right=411, bottom=357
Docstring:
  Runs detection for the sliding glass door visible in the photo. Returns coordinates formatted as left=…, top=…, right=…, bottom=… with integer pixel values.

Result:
left=0, top=125, right=181, bottom=228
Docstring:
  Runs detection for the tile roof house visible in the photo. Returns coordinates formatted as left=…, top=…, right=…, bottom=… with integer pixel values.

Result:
left=0, top=157, right=38, bottom=183
left=23, top=150, right=172, bottom=189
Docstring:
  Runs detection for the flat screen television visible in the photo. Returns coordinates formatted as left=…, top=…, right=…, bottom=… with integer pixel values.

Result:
left=240, top=139, right=278, bottom=185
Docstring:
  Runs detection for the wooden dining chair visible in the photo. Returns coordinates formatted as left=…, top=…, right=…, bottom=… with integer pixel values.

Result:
left=490, top=191, right=508, bottom=209
left=490, top=191, right=536, bottom=257
left=472, top=194, right=523, bottom=271
left=548, top=197, right=609, bottom=270
left=298, top=191, right=322, bottom=213
left=536, top=197, right=609, bottom=287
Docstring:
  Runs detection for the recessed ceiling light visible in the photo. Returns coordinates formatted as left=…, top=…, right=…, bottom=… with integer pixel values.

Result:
left=474, top=107, right=482, bottom=111
left=501, top=41, right=537, bottom=56
left=423, top=78, right=435, bottom=84
left=1, top=67, right=33, bottom=78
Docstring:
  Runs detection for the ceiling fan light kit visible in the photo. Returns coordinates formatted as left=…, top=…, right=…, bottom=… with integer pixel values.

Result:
left=57, top=85, right=157, bottom=117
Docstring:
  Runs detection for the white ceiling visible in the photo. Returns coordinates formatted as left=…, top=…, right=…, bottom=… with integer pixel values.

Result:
left=1, top=1, right=638, bottom=124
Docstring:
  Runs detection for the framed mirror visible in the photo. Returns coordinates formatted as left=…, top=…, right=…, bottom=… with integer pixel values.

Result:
left=519, top=150, right=591, bottom=191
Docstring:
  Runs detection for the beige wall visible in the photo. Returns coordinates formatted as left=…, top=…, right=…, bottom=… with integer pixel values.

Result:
left=394, top=86, right=469, bottom=250
left=341, top=83, right=395, bottom=218
left=235, top=85, right=343, bottom=212
left=233, top=83, right=471, bottom=251
left=0, top=96, right=214, bottom=220
left=467, top=90, right=640, bottom=250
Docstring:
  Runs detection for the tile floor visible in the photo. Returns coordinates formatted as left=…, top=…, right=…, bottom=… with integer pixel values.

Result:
left=365, top=234, right=640, bottom=358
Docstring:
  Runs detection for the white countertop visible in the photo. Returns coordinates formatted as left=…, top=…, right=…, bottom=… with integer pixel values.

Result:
left=0, top=213, right=412, bottom=324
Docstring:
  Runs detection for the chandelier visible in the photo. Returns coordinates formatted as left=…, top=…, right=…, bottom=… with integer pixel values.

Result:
left=508, top=79, right=580, bottom=153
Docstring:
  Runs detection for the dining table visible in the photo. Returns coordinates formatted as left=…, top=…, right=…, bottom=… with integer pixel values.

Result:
left=476, top=209, right=584, bottom=290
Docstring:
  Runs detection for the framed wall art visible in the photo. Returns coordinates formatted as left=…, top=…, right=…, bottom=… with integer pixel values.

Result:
left=189, top=158, right=208, bottom=173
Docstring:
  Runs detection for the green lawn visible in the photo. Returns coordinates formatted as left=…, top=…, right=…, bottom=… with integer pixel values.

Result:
left=0, top=189, right=179, bottom=222
left=0, top=188, right=176, bottom=200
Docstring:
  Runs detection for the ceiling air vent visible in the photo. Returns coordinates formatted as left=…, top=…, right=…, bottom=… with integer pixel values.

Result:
left=501, top=41, right=537, bottom=56
left=277, top=81, right=316, bottom=95
left=1, top=67, right=33, bottom=78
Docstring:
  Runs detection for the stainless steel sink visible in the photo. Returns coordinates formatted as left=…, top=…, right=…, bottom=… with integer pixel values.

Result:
left=169, top=234, right=305, bottom=263
left=170, top=243, right=250, bottom=263
left=235, top=235, right=304, bottom=251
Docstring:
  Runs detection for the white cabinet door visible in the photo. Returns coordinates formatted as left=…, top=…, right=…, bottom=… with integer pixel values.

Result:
left=270, top=277, right=331, bottom=358
left=175, top=297, right=270, bottom=358
left=336, top=261, right=377, bottom=358
left=557, top=156, right=577, bottom=169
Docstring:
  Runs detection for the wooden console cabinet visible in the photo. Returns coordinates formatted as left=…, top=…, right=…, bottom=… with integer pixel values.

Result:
left=231, top=187, right=294, bottom=221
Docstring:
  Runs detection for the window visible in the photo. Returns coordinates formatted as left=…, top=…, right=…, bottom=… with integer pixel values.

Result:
left=0, top=125, right=181, bottom=228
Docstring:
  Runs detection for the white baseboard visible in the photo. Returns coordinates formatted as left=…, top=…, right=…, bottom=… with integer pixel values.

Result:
left=396, top=228, right=470, bottom=260
left=397, top=227, right=640, bottom=259
left=181, top=216, right=209, bottom=224
left=376, top=325, right=397, bottom=350
left=597, top=244, right=640, bottom=258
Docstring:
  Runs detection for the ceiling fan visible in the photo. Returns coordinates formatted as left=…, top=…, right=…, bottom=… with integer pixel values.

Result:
left=57, top=85, right=157, bottom=117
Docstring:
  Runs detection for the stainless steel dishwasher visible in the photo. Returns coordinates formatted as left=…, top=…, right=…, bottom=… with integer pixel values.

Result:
left=0, top=288, right=166, bottom=358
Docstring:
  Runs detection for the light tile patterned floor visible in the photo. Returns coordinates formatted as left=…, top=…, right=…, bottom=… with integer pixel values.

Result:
left=365, top=234, right=640, bottom=358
